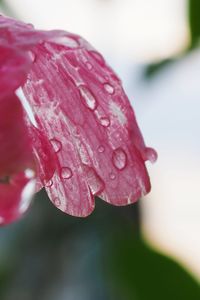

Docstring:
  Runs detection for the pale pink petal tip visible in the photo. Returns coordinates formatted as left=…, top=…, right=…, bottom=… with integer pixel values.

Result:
left=0, top=15, right=157, bottom=220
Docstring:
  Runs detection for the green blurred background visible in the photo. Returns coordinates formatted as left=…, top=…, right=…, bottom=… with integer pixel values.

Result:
left=0, top=0, right=200, bottom=299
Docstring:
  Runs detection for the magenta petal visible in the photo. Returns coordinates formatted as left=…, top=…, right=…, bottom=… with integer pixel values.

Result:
left=22, top=37, right=155, bottom=216
left=0, top=170, right=35, bottom=225
left=0, top=93, right=36, bottom=224
left=0, top=15, right=156, bottom=218
left=0, top=45, right=31, bottom=97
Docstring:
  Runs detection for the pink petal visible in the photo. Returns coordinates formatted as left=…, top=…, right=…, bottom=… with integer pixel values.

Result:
left=0, top=15, right=156, bottom=217
left=0, top=18, right=37, bottom=224
left=0, top=170, right=35, bottom=225
left=0, top=93, right=36, bottom=224
left=23, top=37, right=156, bottom=216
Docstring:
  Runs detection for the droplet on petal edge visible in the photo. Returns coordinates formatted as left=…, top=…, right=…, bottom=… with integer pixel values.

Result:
left=54, top=197, right=61, bottom=207
left=143, top=147, right=158, bottom=163
left=51, top=36, right=79, bottom=48
left=112, top=148, right=127, bottom=170
left=89, top=50, right=105, bottom=66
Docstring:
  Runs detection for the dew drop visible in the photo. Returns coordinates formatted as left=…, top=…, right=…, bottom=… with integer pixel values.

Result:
left=44, top=179, right=53, bottom=187
left=72, top=126, right=81, bottom=136
left=29, top=51, right=36, bottom=63
left=89, top=51, right=105, bottom=66
left=53, top=36, right=79, bottom=48
left=99, top=117, right=110, bottom=127
left=50, top=138, right=62, bottom=153
left=79, top=85, right=97, bottom=110
left=85, top=62, right=92, bottom=70
left=144, top=147, right=158, bottom=163
left=98, top=145, right=105, bottom=153
left=109, top=172, right=116, bottom=180
left=85, top=167, right=104, bottom=195
left=25, top=169, right=35, bottom=179
left=104, top=83, right=114, bottom=94
left=112, top=148, right=127, bottom=170
left=61, top=167, right=73, bottom=179
left=54, top=197, right=61, bottom=207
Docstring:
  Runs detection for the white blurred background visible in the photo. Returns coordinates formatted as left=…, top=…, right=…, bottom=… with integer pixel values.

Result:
left=2, top=0, right=200, bottom=279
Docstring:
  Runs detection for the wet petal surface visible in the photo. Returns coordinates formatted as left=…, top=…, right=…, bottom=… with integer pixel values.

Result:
left=0, top=15, right=156, bottom=219
left=22, top=39, right=154, bottom=216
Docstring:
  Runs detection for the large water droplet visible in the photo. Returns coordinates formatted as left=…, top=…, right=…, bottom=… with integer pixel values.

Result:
left=79, top=85, right=97, bottom=110
left=143, top=147, right=157, bottom=163
left=52, top=36, right=79, bottom=48
left=104, top=83, right=114, bottom=94
left=112, top=148, right=127, bottom=170
left=98, top=145, right=105, bottom=153
left=61, top=167, right=73, bottom=179
left=50, top=139, right=62, bottom=153
left=99, top=117, right=110, bottom=127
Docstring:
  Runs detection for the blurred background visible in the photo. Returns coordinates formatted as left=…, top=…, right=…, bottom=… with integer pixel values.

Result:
left=0, top=0, right=200, bottom=299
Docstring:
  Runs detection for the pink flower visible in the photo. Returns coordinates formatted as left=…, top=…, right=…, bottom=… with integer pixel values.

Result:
left=0, top=15, right=157, bottom=225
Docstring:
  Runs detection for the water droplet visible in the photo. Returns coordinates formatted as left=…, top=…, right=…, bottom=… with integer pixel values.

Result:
left=54, top=197, right=61, bottom=207
left=144, top=147, right=157, bottom=163
left=112, top=148, right=127, bottom=170
left=89, top=51, right=105, bottom=66
left=25, top=169, right=35, bottom=179
left=86, top=62, right=92, bottom=70
left=53, top=36, right=79, bottom=48
left=109, top=172, right=116, bottom=180
left=104, top=83, right=114, bottom=94
left=99, top=117, right=110, bottom=127
left=44, top=179, right=53, bottom=187
left=72, top=126, right=81, bottom=136
left=29, top=51, right=36, bottom=63
left=85, top=167, right=104, bottom=195
left=61, top=167, right=73, bottom=179
left=50, top=139, right=62, bottom=153
left=79, top=85, right=97, bottom=110
left=98, top=145, right=105, bottom=153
